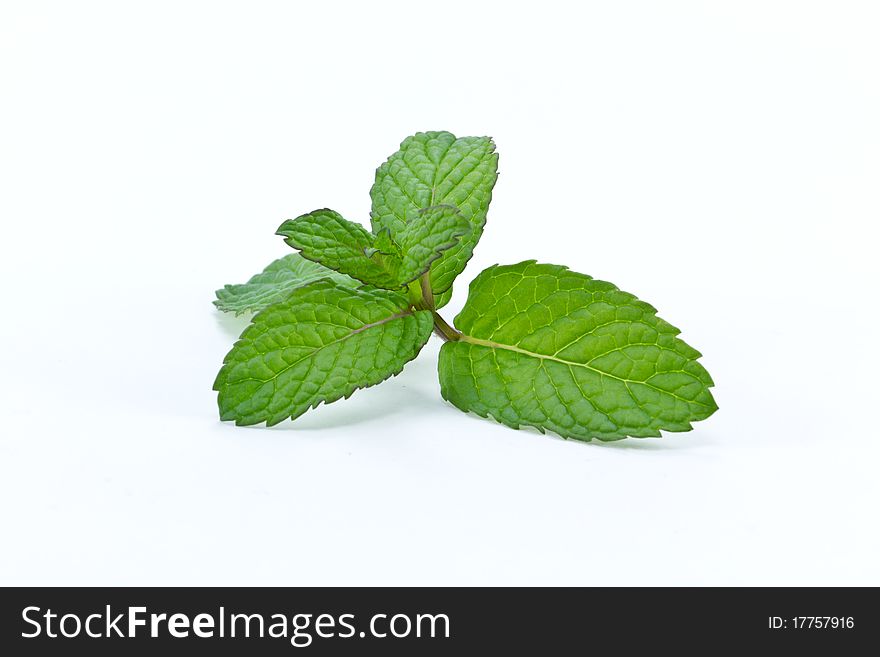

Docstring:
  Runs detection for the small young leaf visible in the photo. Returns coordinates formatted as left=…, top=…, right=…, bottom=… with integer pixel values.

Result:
left=371, top=131, right=498, bottom=306
left=433, top=287, right=454, bottom=310
left=396, top=205, right=470, bottom=286
left=214, top=281, right=433, bottom=426
left=438, top=261, right=717, bottom=441
left=278, top=206, right=469, bottom=290
left=277, top=209, right=402, bottom=289
left=214, top=253, right=356, bottom=316
left=366, top=227, right=400, bottom=258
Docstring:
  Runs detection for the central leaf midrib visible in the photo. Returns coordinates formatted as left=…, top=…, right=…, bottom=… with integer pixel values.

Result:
left=240, top=310, right=414, bottom=388
left=459, top=333, right=615, bottom=378
left=457, top=332, right=706, bottom=406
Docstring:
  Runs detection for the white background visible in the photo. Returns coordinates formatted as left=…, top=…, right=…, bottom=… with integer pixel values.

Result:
left=1, top=1, right=878, bottom=586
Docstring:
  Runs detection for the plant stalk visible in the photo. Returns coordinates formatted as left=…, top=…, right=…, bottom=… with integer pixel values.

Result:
left=419, top=273, right=435, bottom=310
left=410, top=272, right=459, bottom=342
left=431, top=310, right=460, bottom=342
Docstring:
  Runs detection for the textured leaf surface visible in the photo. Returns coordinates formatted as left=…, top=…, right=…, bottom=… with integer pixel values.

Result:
left=277, top=209, right=401, bottom=289
left=396, top=205, right=469, bottom=286
left=214, top=254, right=355, bottom=316
left=433, top=287, right=454, bottom=310
left=215, top=282, right=433, bottom=426
left=278, top=206, right=468, bottom=290
left=370, top=131, right=498, bottom=305
left=438, top=261, right=717, bottom=441
left=367, top=227, right=400, bottom=259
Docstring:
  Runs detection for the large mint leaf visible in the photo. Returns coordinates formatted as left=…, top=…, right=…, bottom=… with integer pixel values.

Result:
left=214, top=281, right=433, bottom=426
left=277, top=209, right=401, bottom=289
left=370, top=131, right=498, bottom=306
left=214, top=253, right=356, bottom=316
left=438, top=261, right=717, bottom=442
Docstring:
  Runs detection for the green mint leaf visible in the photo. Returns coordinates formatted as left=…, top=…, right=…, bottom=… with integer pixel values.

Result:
left=277, top=209, right=402, bottom=289
left=365, top=227, right=400, bottom=259
left=214, top=281, right=433, bottom=426
left=213, top=253, right=356, bottom=316
left=438, top=261, right=718, bottom=441
left=396, top=204, right=470, bottom=286
left=370, top=131, right=498, bottom=306
left=433, top=287, right=454, bottom=311
left=276, top=206, right=467, bottom=290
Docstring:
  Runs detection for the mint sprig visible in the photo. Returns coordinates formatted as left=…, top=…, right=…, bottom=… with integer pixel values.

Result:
left=214, top=131, right=717, bottom=442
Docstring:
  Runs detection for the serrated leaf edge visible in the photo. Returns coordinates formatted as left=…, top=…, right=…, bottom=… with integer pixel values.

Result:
left=443, top=260, right=718, bottom=442
left=213, top=281, right=433, bottom=426
left=276, top=209, right=404, bottom=290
